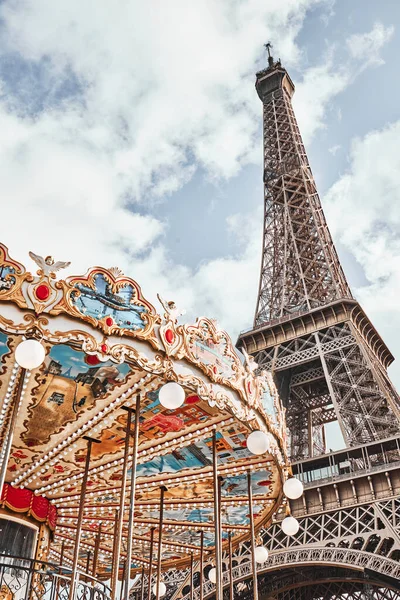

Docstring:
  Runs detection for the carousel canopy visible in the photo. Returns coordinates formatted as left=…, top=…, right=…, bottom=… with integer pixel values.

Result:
left=0, top=244, right=288, bottom=577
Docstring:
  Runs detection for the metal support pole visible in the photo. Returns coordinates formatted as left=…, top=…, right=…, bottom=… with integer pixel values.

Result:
left=228, top=533, right=233, bottom=600
left=112, top=407, right=133, bottom=600
left=147, top=527, right=155, bottom=600
left=190, top=552, right=194, bottom=600
left=247, top=470, right=258, bottom=600
left=218, top=475, right=223, bottom=593
left=123, top=394, right=141, bottom=600
left=85, top=551, right=91, bottom=576
left=56, top=540, right=66, bottom=598
left=155, top=486, right=166, bottom=600
left=199, top=531, right=204, bottom=600
left=92, top=524, right=102, bottom=577
left=120, top=560, right=127, bottom=600
left=212, top=430, right=222, bottom=600
left=111, top=510, right=120, bottom=594
left=140, top=566, right=145, bottom=600
left=69, top=436, right=101, bottom=600
left=0, top=368, right=26, bottom=493
left=59, top=540, right=66, bottom=568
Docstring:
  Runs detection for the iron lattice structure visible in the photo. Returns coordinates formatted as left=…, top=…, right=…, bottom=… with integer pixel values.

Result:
left=238, top=55, right=400, bottom=460
left=234, top=53, right=400, bottom=599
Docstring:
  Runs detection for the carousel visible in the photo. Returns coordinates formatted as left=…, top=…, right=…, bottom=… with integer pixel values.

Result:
left=0, top=244, right=302, bottom=600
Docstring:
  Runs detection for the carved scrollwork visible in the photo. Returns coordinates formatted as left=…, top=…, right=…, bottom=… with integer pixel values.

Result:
left=55, top=268, right=161, bottom=346
left=183, top=317, right=245, bottom=387
left=0, top=243, right=30, bottom=306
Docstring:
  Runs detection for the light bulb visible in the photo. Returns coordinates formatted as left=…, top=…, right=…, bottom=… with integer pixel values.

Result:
left=159, top=382, right=185, bottom=410
left=15, top=339, right=45, bottom=370
left=152, top=582, right=166, bottom=597
left=254, top=546, right=269, bottom=564
left=281, top=515, right=299, bottom=536
left=246, top=430, right=269, bottom=455
left=208, top=567, right=216, bottom=583
left=283, top=477, right=304, bottom=500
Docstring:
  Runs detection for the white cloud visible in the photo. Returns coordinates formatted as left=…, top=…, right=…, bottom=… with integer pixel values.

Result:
left=346, top=22, right=394, bottom=68
left=294, top=57, right=350, bottom=144
left=328, top=144, right=341, bottom=156
left=324, top=121, right=400, bottom=386
left=0, top=0, right=330, bottom=326
left=0, top=2, right=395, bottom=345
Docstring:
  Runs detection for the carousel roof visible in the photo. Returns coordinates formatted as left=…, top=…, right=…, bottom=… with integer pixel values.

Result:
left=0, top=243, right=288, bottom=577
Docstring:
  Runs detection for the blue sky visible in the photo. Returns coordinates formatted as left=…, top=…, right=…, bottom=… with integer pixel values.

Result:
left=0, top=1, right=399, bottom=447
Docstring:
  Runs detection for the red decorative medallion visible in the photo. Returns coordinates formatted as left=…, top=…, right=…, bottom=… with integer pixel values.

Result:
left=247, top=382, right=252, bottom=394
left=165, top=329, right=175, bottom=344
left=35, top=284, right=50, bottom=301
left=86, top=354, right=100, bottom=366
left=101, top=343, right=108, bottom=353
left=106, top=316, right=113, bottom=327
left=213, top=365, right=218, bottom=375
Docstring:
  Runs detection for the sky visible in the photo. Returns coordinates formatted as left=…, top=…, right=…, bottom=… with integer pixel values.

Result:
left=0, top=0, right=399, bottom=446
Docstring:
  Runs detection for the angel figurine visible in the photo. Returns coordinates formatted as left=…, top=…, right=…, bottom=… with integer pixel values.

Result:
left=29, top=252, right=71, bottom=278
left=157, top=293, right=186, bottom=323
left=241, top=346, right=259, bottom=374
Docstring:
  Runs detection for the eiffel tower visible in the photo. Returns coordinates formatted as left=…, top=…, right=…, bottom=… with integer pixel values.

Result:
left=133, top=49, right=400, bottom=600
left=233, top=45, right=400, bottom=599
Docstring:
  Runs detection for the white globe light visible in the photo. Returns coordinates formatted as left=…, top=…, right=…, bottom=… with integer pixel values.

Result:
left=254, top=546, right=269, bottom=564
left=15, top=339, right=45, bottom=370
left=159, top=382, right=185, bottom=410
left=246, top=430, right=269, bottom=455
left=283, top=477, right=304, bottom=500
left=152, top=582, right=166, bottom=597
left=281, top=516, right=299, bottom=536
left=208, top=567, right=217, bottom=583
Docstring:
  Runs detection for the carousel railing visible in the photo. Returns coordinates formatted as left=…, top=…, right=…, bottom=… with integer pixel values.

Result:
left=0, top=555, right=110, bottom=600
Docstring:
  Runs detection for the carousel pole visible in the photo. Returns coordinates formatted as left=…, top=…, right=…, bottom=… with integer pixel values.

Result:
left=212, top=430, right=222, bottom=600
left=120, top=560, right=127, bottom=600
left=247, top=470, right=258, bottom=600
left=112, top=407, right=133, bottom=600
left=155, top=486, right=167, bottom=600
left=140, top=566, right=145, bottom=600
left=199, top=531, right=204, bottom=600
left=85, top=551, right=91, bottom=576
left=58, top=540, right=66, bottom=569
left=69, top=436, right=101, bottom=600
left=147, top=527, right=155, bottom=600
left=111, top=510, right=120, bottom=593
left=55, top=540, right=66, bottom=597
left=0, top=367, right=26, bottom=493
left=228, top=533, right=233, bottom=600
left=92, top=524, right=102, bottom=577
left=190, top=552, right=194, bottom=600
left=218, top=475, right=223, bottom=594
left=123, top=394, right=141, bottom=600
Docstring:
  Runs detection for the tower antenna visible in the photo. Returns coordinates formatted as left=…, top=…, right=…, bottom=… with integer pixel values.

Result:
left=264, top=42, right=274, bottom=67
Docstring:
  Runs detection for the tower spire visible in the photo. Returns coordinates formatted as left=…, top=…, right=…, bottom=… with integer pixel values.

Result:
left=264, top=42, right=274, bottom=68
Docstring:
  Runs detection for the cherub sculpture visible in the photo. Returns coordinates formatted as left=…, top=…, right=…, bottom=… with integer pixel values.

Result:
left=157, top=293, right=186, bottom=323
left=241, top=346, right=259, bottom=374
left=29, top=252, right=71, bottom=278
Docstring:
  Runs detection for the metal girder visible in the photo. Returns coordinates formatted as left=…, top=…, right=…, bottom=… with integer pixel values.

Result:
left=178, top=547, right=400, bottom=600
left=254, top=81, right=352, bottom=327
